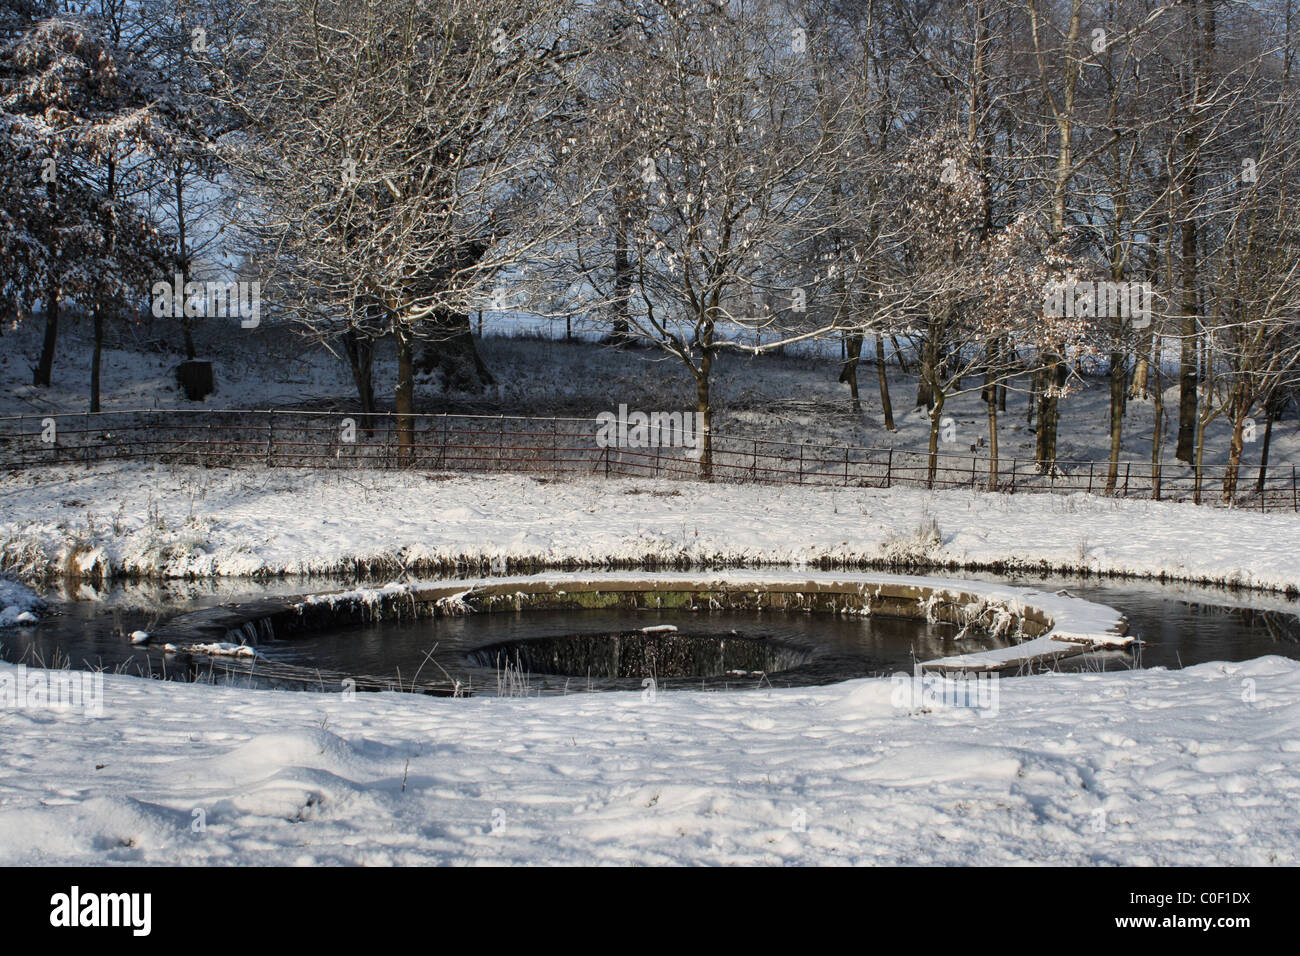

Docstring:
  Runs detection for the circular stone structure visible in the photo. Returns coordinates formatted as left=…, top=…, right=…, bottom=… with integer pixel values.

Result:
left=151, top=572, right=1132, bottom=690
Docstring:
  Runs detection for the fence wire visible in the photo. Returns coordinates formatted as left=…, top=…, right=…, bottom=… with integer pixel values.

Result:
left=1, top=408, right=1294, bottom=512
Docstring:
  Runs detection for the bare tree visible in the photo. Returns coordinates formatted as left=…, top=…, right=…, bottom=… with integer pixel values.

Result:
left=212, top=0, right=586, bottom=447
left=557, top=0, right=853, bottom=477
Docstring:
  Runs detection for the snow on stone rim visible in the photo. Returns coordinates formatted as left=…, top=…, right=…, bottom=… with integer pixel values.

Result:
left=162, top=641, right=260, bottom=658
left=292, top=570, right=1131, bottom=673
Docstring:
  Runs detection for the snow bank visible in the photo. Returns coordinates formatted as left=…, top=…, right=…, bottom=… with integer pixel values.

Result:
left=5, top=464, right=1300, bottom=591
left=162, top=642, right=259, bottom=658
left=0, top=577, right=44, bottom=626
left=0, top=655, right=1295, bottom=865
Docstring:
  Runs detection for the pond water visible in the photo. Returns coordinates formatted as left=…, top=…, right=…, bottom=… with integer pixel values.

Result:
left=3, top=571, right=1297, bottom=695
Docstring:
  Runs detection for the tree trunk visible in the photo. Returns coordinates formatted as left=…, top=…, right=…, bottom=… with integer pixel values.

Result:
left=34, top=165, right=59, bottom=387
left=343, top=327, right=377, bottom=429
left=1129, top=329, right=1152, bottom=399
left=1104, top=350, right=1125, bottom=493
left=1176, top=300, right=1199, bottom=463
left=176, top=164, right=197, bottom=360
left=1176, top=0, right=1209, bottom=464
left=1255, top=391, right=1276, bottom=496
left=90, top=302, right=104, bottom=413
left=890, top=335, right=910, bottom=374
left=611, top=192, right=631, bottom=346
left=1193, top=406, right=1209, bottom=504
left=1223, top=412, right=1244, bottom=503
left=839, top=332, right=862, bottom=412
left=997, top=340, right=1008, bottom=412
left=986, top=371, right=999, bottom=491
left=695, top=352, right=713, bottom=481
left=916, top=338, right=935, bottom=409
left=1027, top=365, right=1040, bottom=426
left=395, top=324, right=415, bottom=458
left=1035, top=356, right=1065, bottom=470
left=94, top=153, right=117, bottom=412
left=927, top=392, right=944, bottom=488
left=1151, top=362, right=1164, bottom=500
left=874, top=334, right=895, bottom=431
left=34, top=275, right=58, bottom=387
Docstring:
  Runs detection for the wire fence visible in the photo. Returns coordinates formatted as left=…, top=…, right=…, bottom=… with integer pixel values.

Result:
left=1, top=407, right=1296, bottom=512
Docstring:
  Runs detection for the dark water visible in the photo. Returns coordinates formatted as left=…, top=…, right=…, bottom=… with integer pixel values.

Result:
left=264, top=608, right=975, bottom=693
left=2, top=572, right=1297, bottom=695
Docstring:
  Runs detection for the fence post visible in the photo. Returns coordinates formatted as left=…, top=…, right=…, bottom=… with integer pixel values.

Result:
left=843, top=447, right=849, bottom=486
left=1010, top=457, right=1016, bottom=494
left=752, top=439, right=758, bottom=481
left=970, top=455, right=976, bottom=488
left=885, top=448, right=892, bottom=489
left=266, top=411, right=274, bottom=468
left=604, top=444, right=610, bottom=478
left=1087, top=462, right=1093, bottom=494
left=798, top=445, right=803, bottom=484
left=1293, top=465, right=1297, bottom=513
left=1123, top=462, right=1130, bottom=497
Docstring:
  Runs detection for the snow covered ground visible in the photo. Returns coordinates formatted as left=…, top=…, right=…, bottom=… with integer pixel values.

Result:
left=5, top=318, right=1299, bottom=866
left=0, top=654, right=1295, bottom=865
left=5, top=463, right=1300, bottom=591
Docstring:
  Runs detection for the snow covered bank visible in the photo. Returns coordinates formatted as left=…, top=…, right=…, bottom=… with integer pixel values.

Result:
left=0, top=577, right=43, bottom=626
left=0, top=655, right=1295, bottom=865
left=4, top=463, right=1300, bottom=591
